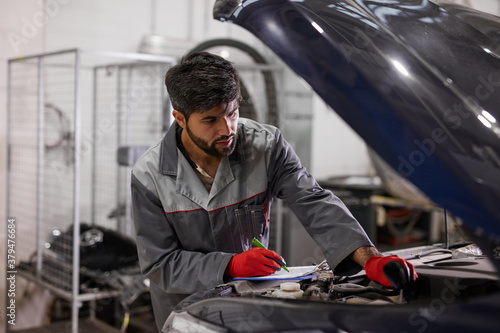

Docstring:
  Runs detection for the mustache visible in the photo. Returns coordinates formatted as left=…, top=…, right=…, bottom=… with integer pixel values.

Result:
left=216, top=133, right=236, bottom=142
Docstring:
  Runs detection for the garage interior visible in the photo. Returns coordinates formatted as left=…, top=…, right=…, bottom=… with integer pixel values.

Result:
left=1, top=1, right=499, bottom=332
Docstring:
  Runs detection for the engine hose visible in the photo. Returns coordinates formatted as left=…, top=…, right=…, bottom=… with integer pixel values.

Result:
left=330, top=283, right=400, bottom=296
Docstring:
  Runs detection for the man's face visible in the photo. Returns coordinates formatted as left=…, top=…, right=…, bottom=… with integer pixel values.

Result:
left=184, top=100, right=239, bottom=158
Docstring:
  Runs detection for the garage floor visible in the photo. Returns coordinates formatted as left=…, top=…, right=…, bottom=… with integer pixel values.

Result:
left=11, top=318, right=120, bottom=333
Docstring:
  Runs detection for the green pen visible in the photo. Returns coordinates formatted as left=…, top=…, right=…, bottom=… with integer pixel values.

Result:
left=252, top=237, right=290, bottom=272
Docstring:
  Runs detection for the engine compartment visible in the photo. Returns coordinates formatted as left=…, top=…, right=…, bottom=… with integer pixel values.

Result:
left=222, top=243, right=500, bottom=308
left=165, top=243, right=500, bottom=332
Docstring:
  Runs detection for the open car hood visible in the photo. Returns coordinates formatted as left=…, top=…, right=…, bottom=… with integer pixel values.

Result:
left=214, top=0, right=500, bottom=247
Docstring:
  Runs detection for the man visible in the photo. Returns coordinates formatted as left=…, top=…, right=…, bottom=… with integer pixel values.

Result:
left=131, top=51, right=417, bottom=331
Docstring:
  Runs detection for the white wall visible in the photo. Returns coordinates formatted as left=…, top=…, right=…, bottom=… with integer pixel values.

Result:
left=453, top=0, right=500, bottom=14
left=1, top=2, right=48, bottom=332
left=311, top=97, right=375, bottom=180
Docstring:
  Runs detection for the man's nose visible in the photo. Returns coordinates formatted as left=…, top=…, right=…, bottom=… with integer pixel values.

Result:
left=218, top=117, right=232, bottom=136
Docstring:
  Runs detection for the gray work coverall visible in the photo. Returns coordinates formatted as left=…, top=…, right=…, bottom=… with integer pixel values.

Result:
left=131, top=118, right=373, bottom=331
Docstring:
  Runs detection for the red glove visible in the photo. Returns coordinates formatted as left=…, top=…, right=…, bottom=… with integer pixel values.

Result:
left=365, top=255, right=418, bottom=289
left=228, top=247, right=283, bottom=278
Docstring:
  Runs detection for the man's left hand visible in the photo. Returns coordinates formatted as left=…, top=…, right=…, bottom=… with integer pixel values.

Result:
left=364, top=255, right=418, bottom=290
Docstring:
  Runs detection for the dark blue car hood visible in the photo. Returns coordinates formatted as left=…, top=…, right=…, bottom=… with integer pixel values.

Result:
left=214, top=0, right=500, bottom=246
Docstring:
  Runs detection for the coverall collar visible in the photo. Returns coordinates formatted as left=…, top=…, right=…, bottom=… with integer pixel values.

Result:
left=159, top=121, right=245, bottom=176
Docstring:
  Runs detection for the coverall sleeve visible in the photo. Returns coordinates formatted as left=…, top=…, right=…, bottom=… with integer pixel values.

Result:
left=131, top=173, right=232, bottom=294
left=268, top=129, right=373, bottom=276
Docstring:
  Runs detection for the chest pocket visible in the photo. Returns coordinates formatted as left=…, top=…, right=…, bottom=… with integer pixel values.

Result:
left=234, top=205, right=268, bottom=251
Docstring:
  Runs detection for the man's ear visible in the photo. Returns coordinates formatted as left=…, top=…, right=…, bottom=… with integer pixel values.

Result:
left=172, top=110, right=186, bottom=129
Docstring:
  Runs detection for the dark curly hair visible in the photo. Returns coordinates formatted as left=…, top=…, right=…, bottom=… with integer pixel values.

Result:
left=165, top=51, right=242, bottom=120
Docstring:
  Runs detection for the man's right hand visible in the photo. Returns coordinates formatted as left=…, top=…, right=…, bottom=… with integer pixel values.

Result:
left=228, top=247, right=284, bottom=278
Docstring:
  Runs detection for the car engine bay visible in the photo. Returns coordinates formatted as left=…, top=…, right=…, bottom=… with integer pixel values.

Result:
left=225, top=243, right=499, bottom=306
left=165, top=243, right=500, bottom=332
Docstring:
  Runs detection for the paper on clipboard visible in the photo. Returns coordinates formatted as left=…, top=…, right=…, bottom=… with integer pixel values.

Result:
left=233, top=265, right=317, bottom=281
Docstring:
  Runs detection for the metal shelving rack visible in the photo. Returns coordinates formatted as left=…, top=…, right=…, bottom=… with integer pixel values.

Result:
left=6, top=48, right=176, bottom=333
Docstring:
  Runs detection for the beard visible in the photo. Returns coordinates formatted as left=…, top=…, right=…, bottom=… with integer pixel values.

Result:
left=185, top=124, right=238, bottom=158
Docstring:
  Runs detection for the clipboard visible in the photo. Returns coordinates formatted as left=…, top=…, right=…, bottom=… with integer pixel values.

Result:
left=232, top=265, right=317, bottom=281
